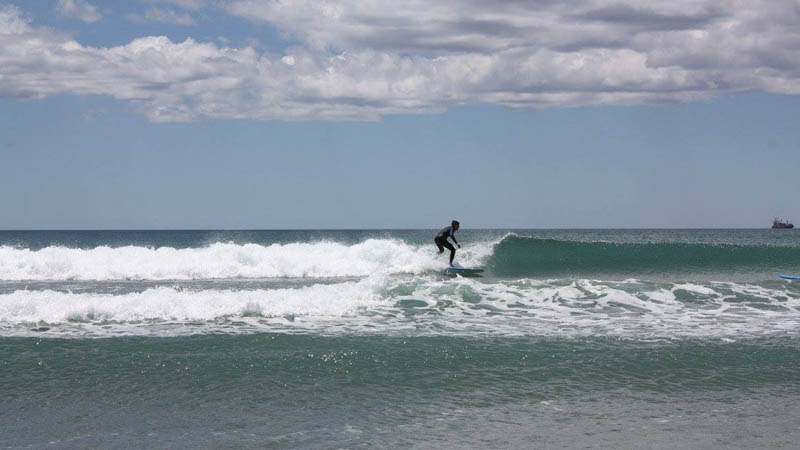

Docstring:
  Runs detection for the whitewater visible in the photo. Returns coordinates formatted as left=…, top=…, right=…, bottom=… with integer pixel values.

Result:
left=0, top=238, right=474, bottom=280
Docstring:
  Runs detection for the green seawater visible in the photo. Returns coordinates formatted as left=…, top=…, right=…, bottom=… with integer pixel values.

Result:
left=2, top=334, right=800, bottom=449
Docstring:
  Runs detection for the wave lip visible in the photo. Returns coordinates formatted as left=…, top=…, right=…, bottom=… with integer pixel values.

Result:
left=0, top=239, right=449, bottom=281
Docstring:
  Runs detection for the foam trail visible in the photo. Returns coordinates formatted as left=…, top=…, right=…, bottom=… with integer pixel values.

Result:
left=384, top=278, right=800, bottom=338
left=0, top=276, right=388, bottom=326
left=3, top=278, right=800, bottom=338
left=0, top=239, right=457, bottom=281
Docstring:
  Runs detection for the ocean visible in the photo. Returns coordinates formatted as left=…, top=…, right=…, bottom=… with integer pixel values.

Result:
left=1, top=229, right=799, bottom=449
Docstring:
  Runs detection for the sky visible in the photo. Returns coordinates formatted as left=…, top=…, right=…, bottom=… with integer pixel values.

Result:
left=1, top=0, right=799, bottom=229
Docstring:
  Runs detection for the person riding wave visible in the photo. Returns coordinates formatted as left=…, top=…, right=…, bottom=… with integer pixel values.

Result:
left=435, top=220, right=461, bottom=266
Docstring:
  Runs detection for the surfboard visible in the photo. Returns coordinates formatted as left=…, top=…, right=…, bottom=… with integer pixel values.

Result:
left=445, top=265, right=484, bottom=276
left=779, top=274, right=800, bottom=280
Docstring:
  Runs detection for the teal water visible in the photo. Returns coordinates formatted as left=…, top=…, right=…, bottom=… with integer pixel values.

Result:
left=1, top=229, right=799, bottom=448
left=488, top=235, right=800, bottom=279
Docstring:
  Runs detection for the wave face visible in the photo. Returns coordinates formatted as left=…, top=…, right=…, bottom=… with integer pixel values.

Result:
left=487, top=235, right=800, bottom=277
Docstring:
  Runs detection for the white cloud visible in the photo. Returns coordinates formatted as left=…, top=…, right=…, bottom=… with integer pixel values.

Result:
left=56, top=0, right=102, bottom=23
left=2, top=1, right=800, bottom=121
left=143, top=0, right=212, bottom=11
left=128, top=7, right=196, bottom=26
left=0, top=4, right=28, bottom=33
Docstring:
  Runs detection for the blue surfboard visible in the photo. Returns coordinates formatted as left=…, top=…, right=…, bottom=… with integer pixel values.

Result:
left=445, top=265, right=484, bottom=276
left=779, top=274, right=800, bottom=280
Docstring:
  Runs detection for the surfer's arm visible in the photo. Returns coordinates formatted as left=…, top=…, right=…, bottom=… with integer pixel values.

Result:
left=451, top=235, right=459, bottom=246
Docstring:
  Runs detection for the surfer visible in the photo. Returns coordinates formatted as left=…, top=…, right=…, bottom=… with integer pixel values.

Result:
left=435, top=220, right=461, bottom=266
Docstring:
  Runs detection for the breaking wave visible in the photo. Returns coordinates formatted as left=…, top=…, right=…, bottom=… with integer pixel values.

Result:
left=2, top=276, right=799, bottom=338
left=0, top=239, right=491, bottom=281
left=4, top=234, right=799, bottom=281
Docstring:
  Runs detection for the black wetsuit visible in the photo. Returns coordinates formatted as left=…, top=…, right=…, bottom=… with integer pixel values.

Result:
left=434, top=226, right=459, bottom=264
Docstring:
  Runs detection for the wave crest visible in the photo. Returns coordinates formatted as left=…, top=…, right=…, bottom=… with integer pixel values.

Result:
left=0, top=239, right=444, bottom=281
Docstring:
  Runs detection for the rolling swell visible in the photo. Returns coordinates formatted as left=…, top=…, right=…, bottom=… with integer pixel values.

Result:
left=486, top=235, right=800, bottom=277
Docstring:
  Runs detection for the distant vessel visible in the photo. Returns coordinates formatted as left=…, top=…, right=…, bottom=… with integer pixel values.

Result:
left=772, top=218, right=794, bottom=229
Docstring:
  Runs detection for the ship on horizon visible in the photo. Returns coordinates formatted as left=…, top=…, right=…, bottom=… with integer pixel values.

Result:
left=772, top=218, right=794, bottom=229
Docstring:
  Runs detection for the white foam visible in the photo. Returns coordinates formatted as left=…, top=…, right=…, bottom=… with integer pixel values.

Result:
left=380, top=277, right=800, bottom=338
left=672, top=283, right=719, bottom=296
left=0, top=275, right=388, bottom=329
left=0, top=239, right=452, bottom=281
left=2, top=277, right=800, bottom=339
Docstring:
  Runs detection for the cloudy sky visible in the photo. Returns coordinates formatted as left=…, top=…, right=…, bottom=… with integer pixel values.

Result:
left=1, top=0, right=799, bottom=228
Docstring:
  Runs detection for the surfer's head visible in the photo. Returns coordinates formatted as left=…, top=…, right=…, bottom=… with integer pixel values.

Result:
left=451, top=220, right=460, bottom=230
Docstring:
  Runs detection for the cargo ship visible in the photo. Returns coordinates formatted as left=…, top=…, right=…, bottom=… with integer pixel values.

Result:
left=772, top=218, right=794, bottom=229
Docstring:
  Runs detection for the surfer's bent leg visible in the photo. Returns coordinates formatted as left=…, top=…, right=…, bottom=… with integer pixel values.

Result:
left=442, top=241, right=456, bottom=265
left=435, top=238, right=445, bottom=254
